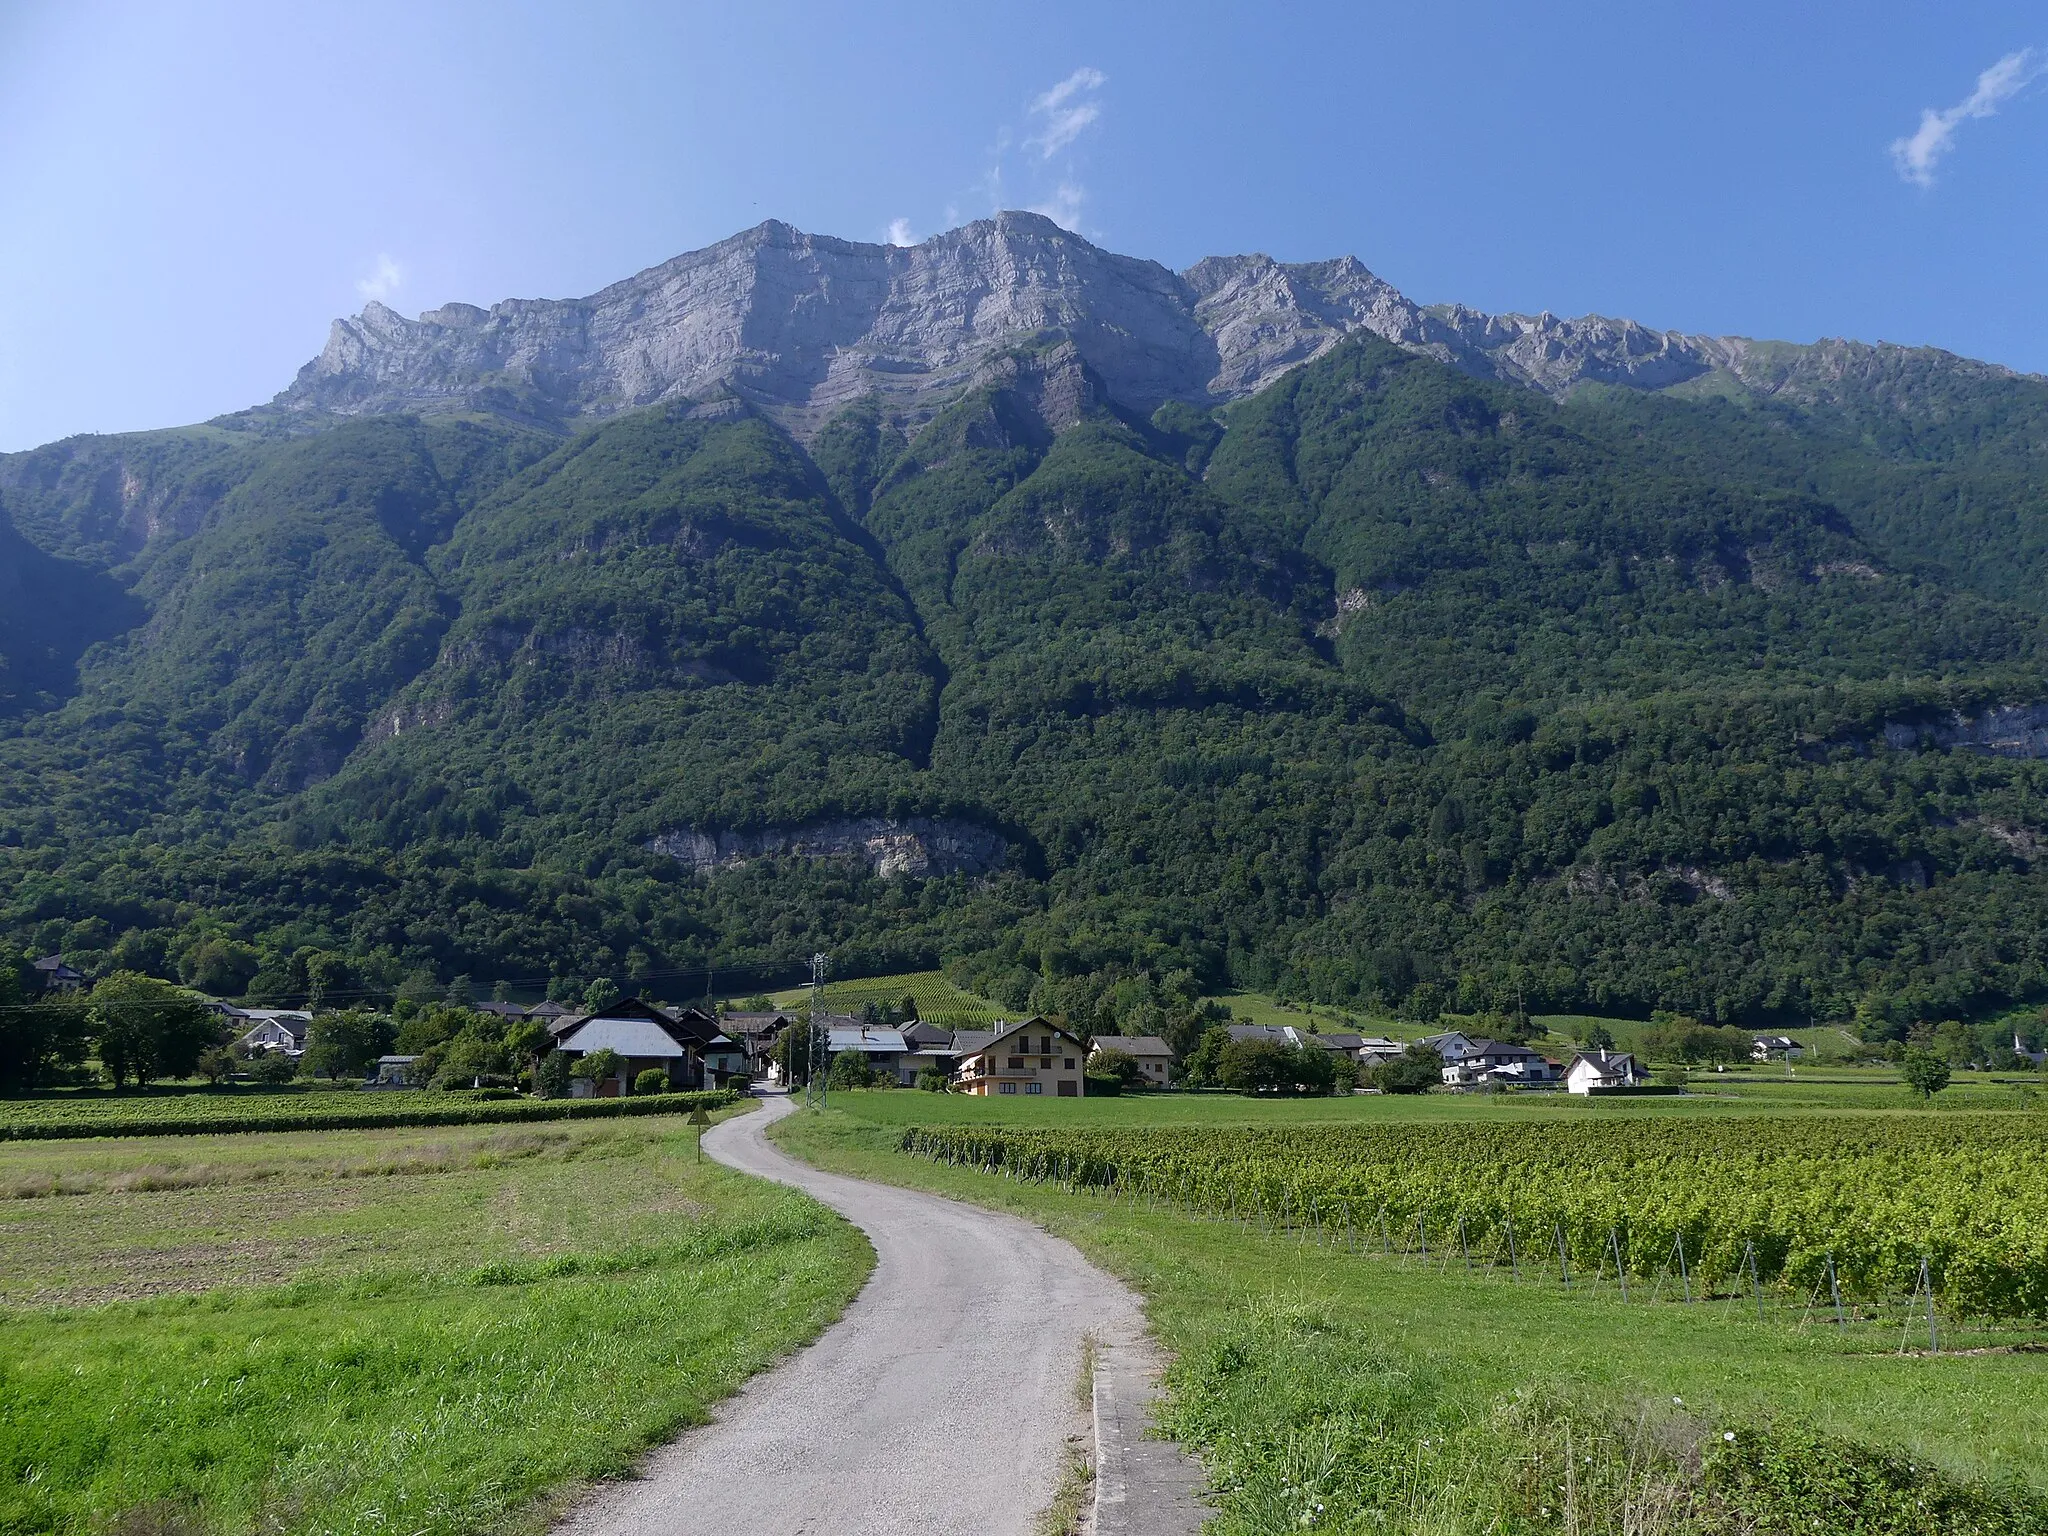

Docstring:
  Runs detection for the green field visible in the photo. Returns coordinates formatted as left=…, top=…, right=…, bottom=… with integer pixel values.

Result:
left=775, top=1090, right=2048, bottom=1535
left=0, top=1107, right=870, bottom=1536
left=0, top=1086, right=737, bottom=1140
left=767, top=967, right=1002, bottom=1029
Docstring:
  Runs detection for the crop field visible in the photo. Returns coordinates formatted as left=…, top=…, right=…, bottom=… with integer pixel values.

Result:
left=778, top=1093, right=2048, bottom=1535
left=901, top=1116, right=2048, bottom=1319
left=0, top=1108, right=869, bottom=1536
left=0, top=1086, right=737, bottom=1140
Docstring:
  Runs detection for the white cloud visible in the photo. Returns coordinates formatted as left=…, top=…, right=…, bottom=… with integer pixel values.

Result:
left=1026, top=66, right=1106, bottom=159
left=1026, top=182, right=1087, bottom=232
left=887, top=218, right=917, bottom=247
left=356, top=254, right=404, bottom=303
left=1891, top=48, right=2043, bottom=187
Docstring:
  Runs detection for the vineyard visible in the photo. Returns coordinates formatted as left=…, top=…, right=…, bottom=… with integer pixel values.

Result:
left=0, top=1087, right=738, bottom=1140
left=901, top=1116, right=2048, bottom=1321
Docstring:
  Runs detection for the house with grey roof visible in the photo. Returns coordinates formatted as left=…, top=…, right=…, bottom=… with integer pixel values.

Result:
left=1090, top=1034, right=1176, bottom=1087
left=1565, top=1049, right=1648, bottom=1094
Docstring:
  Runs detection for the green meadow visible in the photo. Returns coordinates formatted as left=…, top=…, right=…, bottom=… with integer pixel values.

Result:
left=0, top=1107, right=870, bottom=1536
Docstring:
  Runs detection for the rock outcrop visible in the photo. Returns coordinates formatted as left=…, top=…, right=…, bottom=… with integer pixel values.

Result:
left=276, top=212, right=2033, bottom=440
left=650, top=816, right=1008, bottom=879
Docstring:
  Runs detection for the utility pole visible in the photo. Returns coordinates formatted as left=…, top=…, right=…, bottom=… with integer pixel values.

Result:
left=806, top=952, right=830, bottom=1107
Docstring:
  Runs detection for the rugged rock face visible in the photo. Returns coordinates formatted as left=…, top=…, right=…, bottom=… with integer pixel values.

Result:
left=649, top=817, right=1008, bottom=879
left=1883, top=704, right=2048, bottom=759
left=280, top=213, right=2031, bottom=440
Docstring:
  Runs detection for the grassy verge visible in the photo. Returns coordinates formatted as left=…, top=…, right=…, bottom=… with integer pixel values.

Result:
left=775, top=1097, right=2048, bottom=1535
left=0, top=1104, right=871, bottom=1536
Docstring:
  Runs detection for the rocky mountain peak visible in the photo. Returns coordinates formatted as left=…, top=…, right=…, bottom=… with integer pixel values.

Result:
left=275, top=214, right=2025, bottom=440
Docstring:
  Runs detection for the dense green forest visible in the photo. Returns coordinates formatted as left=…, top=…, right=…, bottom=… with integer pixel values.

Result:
left=1, top=333, right=2044, bottom=1036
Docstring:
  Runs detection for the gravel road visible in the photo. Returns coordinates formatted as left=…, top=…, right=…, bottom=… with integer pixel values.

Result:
left=555, top=1090, right=1200, bottom=1536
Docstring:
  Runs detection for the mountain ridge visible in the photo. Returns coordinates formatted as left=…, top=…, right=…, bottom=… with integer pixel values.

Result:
left=276, top=212, right=2039, bottom=441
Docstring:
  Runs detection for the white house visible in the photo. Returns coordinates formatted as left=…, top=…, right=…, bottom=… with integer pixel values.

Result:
left=1441, top=1039, right=1561, bottom=1087
left=235, top=1010, right=312, bottom=1057
left=1565, top=1049, right=1648, bottom=1094
left=1751, top=1035, right=1802, bottom=1062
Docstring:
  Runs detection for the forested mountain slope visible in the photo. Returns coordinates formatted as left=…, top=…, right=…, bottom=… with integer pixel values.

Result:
left=1, top=219, right=2044, bottom=1032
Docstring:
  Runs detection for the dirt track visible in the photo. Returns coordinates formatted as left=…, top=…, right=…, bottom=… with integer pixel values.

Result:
left=554, top=1090, right=1197, bottom=1535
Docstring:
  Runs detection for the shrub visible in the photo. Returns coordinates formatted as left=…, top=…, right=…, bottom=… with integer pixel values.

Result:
left=247, top=1051, right=298, bottom=1085
left=828, top=1051, right=875, bottom=1089
left=1370, top=1045, right=1444, bottom=1095
left=634, top=1068, right=668, bottom=1095
left=1084, top=1073, right=1122, bottom=1097
left=916, top=1067, right=952, bottom=1092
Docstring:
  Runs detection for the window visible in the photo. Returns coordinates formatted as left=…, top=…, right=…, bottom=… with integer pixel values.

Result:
left=1062, top=1058, right=1074, bottom=1069
left=1026, top=1082, right=1043, bottom=1095
left=1007, top=1057, right=1025, bottom=1069
left=999, top=1082, right=1018, bottom=1095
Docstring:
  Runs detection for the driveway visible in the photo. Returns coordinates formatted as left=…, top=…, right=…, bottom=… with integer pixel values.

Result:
left=554, top=1090, right=1205, bottom=1536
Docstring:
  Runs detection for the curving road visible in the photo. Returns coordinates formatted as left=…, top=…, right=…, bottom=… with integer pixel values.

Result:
left=555, top=1090, right=1205, bottom=1536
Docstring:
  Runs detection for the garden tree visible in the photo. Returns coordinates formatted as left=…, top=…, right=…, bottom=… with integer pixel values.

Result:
left=1900, top=1046, right=1953, bottom=1099
left=916, top=1066, right=951, bottom=1092
left=88, top=972, right=219, bottom=1087
left=1089, top=1047, right=1145, bottom=1090
left=829, top=1049, right=876, bottom=1089
left=573, top=1047, right=623, bottom=1089
left=247, top=1050, right=298, bottom=1084
left=1582, top=1023, right=1617, bottom=1051
left=1930, top=1020, right=1977, bottom=1067
left=1371, top=1045, right=1446, bottom=1095
left=536, top=1049, right=572, bottom=1097
left=0, top=984, right=89, bottom=1091
left=583, top=977, right=621, bottom=1014
left=505, top=1017, right=551, bottom=1081
left=1641, top=1014, right=1749, bottom=1065
left=1179, top=1025, right=1232, bottom=1087
left=1217, top=1037, right=1337, bottom=1096
left=195, top=1046, right=236, bottom=1084
left=773, top=1024, right=811, bottom=1086
left=899, top=993, right=919, bottom=1022
left=633, top=1067, right=667, bottom=1095
left=302, top=1009, right=396, bottom=1080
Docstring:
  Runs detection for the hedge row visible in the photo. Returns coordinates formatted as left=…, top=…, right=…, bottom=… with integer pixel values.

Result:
left=0, top=1089, right=742, bottom=1141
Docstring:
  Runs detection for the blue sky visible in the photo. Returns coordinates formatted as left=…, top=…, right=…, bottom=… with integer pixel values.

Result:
left=1, top=0, right=2044, bottom=451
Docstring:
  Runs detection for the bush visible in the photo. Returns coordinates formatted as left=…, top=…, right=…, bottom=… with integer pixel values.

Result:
left=634, top=1068, right=668, bottom=1095
left=1084, top=1073, right=1122, bottom=1097
left=247, top=1051, right=298, bottom=1085
left=828, top=1051, right=876, bottom=1090
left=916, top=1067, right=952, bottom=1092
left=1370, top=1045, right=1444, bottom=1095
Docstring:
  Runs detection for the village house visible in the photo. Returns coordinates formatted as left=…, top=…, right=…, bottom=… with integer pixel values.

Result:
left=884, top=1020, right=958, bottom=1083
left=545, top=997, right=744, bottom=1095
left=1090, top=1033, right=1176, bottom=1086
left=32, top=955, right=83, bottom=994
left=827, top=1023, right=913, bottom=1084
left=1565, top=1049, right=1649, bottom=1095
left=1750, top=1035, right=1802, bottom=1062
left=952, top=1018, right=1088, bottom=1097
left=721, top=1010, right=800, bottom=1075
left=234, top=1010, right=313, bottom=1057
left=368, top=1054, right=420, bottom=1087
left=1440, top=1039, right=1561, bottom=1087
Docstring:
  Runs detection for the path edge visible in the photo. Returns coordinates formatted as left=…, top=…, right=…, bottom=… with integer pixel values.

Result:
left=1091, top=1331, right=1209, bottom=1535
